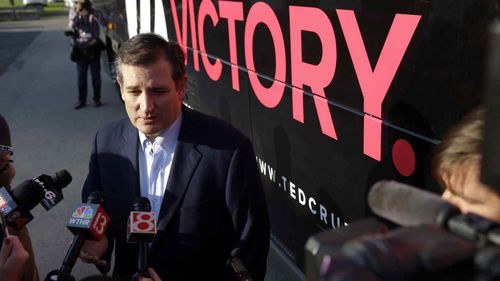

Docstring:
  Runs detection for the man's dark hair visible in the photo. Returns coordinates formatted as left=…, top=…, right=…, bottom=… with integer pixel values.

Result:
left=115, top=33, right=186, bottom=88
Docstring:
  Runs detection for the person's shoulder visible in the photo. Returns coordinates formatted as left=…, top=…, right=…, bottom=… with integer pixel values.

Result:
left=95, top=118, right=132, bottom=139
left=184, top=107, right=249, bottom=146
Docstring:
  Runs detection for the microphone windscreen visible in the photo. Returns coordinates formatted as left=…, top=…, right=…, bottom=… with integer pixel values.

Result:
left=127, top=198, right=156, bottom=242
left=53, top=170, right=72, bottom=189
left=86, top=191, right=105, bottom=204
left=368, top=181, right=460, bottom=226
left=11, top=180, right=45, bottom=210
left=132, top=197, right=151, bottom=212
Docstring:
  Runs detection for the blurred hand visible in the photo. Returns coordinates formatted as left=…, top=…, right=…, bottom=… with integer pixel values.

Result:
left=0, top=235, right=30, bottom=281
left=79, top=236, right=108, bottom=268
left=148, top=268, right=162, bottom=281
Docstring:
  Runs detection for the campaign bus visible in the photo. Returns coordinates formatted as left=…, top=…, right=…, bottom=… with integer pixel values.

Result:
left=91, top=0, right=499, bottom=279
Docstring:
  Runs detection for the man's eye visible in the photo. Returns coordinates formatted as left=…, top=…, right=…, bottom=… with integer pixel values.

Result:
left=152, top=89, right=168, bottom=95
left=127, top=90, right=141, bottom=96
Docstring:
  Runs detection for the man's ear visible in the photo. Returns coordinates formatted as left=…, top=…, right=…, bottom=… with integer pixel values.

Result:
left=117, top=78, right=125, bottom=98
left=178, top=76, right=187, bottom=100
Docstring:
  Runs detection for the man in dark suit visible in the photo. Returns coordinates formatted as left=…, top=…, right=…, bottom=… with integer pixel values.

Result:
left=79, top=33, right=270, bottom=281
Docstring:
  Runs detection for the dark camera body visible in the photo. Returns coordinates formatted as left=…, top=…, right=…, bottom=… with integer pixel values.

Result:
left=305, top=214, right=500, bottom=281
left=64, top=30, right=76, bottom=39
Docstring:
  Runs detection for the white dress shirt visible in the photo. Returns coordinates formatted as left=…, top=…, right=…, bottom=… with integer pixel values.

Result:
left=138, top=113, right=183, bottom=218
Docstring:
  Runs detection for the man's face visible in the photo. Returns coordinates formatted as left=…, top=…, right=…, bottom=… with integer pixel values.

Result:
left=118, top=57, right=186, bottom=141
left=76, top=1, right=83, bottom=11
left=440, top=160, right=500, bottom=224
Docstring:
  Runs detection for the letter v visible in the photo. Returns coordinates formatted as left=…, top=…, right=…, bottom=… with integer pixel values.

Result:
left=170, top=0, right=200, bottom=69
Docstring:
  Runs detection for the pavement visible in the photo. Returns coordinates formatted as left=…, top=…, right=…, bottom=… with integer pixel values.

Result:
left=0, top=12, right=125, bottom=280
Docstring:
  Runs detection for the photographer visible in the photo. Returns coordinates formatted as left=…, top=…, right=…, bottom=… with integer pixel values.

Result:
left=313, top=107, right=500, bottom=281
left=432, top=107, right=500, bottom=224
left=71, top=0, right=102, bottom=109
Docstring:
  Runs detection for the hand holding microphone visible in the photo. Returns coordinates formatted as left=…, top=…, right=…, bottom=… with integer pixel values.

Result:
left=0, top=211, right=26, bottom=280
left=79, top=237, right=109, bottom=269
left=127, top=197, right=157, bottom=281
left=45, top=191, right=110, bottom=281
left=228, top=249, right=253, bottom=281
left=0, top=235, right=29, bottom=281
left=67, top=191, right=109, bottom=271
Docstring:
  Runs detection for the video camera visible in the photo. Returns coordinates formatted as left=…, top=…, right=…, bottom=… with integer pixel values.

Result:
left=306, top=20, right=500, bottom=281
left=64, top=30, right=77, bottom=38
left=305, top=180, right=500, bottom=281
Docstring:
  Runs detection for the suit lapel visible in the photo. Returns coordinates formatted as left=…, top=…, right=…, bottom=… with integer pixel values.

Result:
left=119, top=121, right=141, bottom=200
left=156, top=141, right=201, bottom=231
left=154, top=108, right=202, bottom=233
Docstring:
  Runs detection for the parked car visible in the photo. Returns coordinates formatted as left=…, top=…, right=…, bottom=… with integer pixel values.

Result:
left=64, top=0, right=75, bottom=8
left=23, top=0, right=47, bottom=6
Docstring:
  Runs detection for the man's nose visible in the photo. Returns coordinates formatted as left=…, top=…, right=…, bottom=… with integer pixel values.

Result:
left=139, top=92, right=155, bottom=113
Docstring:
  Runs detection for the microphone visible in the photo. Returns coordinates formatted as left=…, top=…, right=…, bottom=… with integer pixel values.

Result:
left=368, top=180, right=460, bottom=227
left=127, top=197, right=157, bottom=280
left=0, top=170, right=72, bottom=230
left=44, top=270, right=75, bottom=281
left=0, top=180, right=45, bottom=229
left=58, top=191, right=110, bottom=276
left=35, top=170, right=72, bottom=210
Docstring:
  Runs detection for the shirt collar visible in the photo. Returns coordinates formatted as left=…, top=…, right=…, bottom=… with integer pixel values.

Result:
left=138, top=112, right=183, bottom=153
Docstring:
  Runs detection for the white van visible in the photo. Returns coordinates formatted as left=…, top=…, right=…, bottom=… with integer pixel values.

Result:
left=64, top=0, right=75, bottom=8
left=22, top=0, right=47, bottom=5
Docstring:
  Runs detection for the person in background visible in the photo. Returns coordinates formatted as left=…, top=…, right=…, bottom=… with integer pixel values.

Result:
left=79, top=33, right=270, bottom=281
left=69, top=0, right=107, bottom=30
left=0, top=114, right=40, bottom=281
left=432, top=107, right=500, bottom=223
left=71, top=0, right=102, bottom=109
left=0, top=235, right=30, bottom=281
left=68, top=0, right=77, bottom=28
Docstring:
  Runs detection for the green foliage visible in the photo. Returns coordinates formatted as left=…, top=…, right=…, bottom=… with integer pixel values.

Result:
left=0, top=0, right=23, bottom=8
left=44, top=1, right=66, bottom=14
left=0, top=0, right=66, bottom=13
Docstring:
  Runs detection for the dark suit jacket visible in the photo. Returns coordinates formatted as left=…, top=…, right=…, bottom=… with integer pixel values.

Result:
left=82, top=107, right=270, bottom=281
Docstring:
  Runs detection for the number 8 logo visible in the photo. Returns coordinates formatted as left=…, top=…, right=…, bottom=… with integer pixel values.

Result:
left=133, top=212, right=156, bottom=232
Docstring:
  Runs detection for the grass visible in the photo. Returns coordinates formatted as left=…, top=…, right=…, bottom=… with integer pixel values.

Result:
left=0, top=0, right=23, bottom=8
left=44, top=1, right=66, bottom=15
